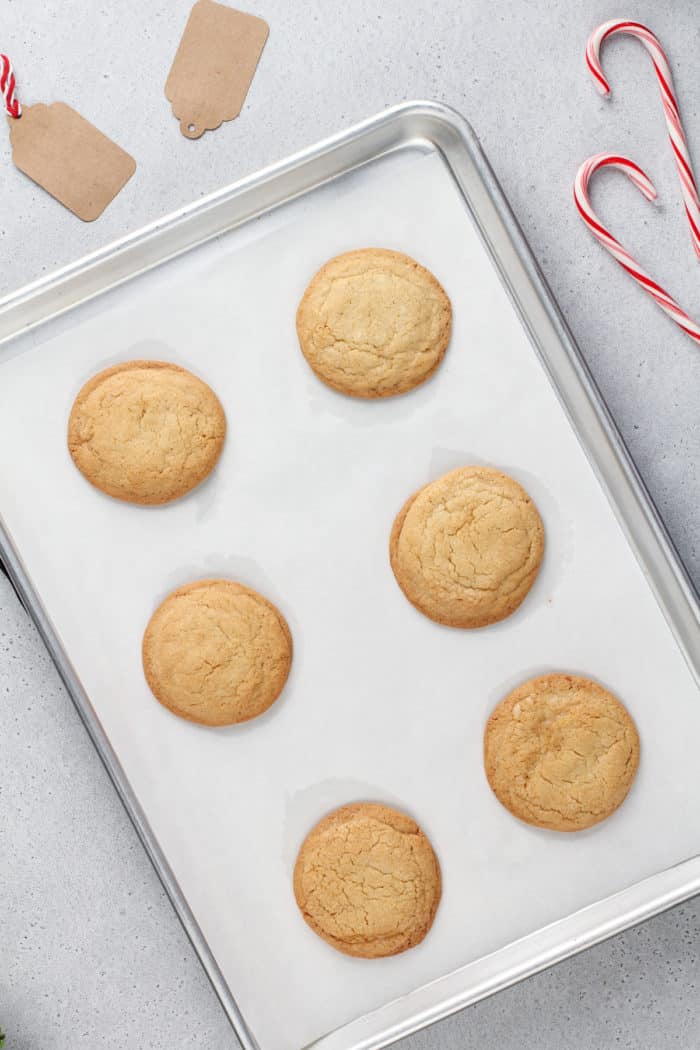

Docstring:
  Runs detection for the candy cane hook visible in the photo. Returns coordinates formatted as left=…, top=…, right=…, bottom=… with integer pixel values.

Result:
left=586, top=19, right=700, bottom=259
left=0, top=54, right=21, bottom=118
left=574, top=153, right=700, bottom=346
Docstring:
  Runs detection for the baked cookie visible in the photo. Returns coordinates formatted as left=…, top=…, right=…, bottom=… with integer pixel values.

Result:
left=294, top=802, right=441, bottom=958
left=296, top=248, right=451, bottom=398
left=390, top=466, right=544, bottom=628
left=68, top=360, right=226, bottom=504
left=142, top=579, right=292, bottom=726
left=484, top=674, right=640, bottom=831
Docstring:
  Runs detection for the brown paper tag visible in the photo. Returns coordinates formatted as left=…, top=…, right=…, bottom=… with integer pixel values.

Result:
left=8, top=103, right=136, bottom=222
left=165, top=0, right=269, bottom=139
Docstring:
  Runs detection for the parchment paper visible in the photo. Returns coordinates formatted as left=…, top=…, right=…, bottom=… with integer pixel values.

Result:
left=1, top=149, right=699, bottom=1050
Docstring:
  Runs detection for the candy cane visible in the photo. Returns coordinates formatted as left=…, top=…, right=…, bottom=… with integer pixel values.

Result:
left=586, top=19, right=700, bottom=259
left=0, top=54, right=21, bottom=118
left=574, top=153, right=700, bottom=345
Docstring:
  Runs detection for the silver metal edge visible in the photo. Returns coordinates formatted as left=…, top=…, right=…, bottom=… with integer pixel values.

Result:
left=308, top=853, right=700, bottom=1050
left=1, top=100, right=698, bottom=1050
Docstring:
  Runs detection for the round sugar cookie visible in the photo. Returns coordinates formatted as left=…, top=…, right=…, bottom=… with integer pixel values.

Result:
left=293, top=802, right=441, bottom=958
left=296, top=248, right=452, bottom=398
left=142, top=579, right=292, bottom=726
left=390, top=466, right=544, bottom=628
left=484, top=673, right=640, bottom=831
left=68, top=360, right=226, bottom=505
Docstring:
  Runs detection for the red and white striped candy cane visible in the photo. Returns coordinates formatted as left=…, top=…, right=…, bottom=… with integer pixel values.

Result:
left=0, top=53, right=21, bottom=118
left=586, top=19, right=700, bottom=259
left=574, top=153, right=700, bottom=345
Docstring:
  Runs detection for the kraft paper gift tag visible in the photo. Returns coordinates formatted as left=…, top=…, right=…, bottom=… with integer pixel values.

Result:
left=8, top=103, right=136, bottom=221
left=165, top=0, right=269, bottom=139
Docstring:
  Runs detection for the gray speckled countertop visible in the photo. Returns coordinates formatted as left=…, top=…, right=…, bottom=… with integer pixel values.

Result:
left=1, top=1, right=699, bottom=1047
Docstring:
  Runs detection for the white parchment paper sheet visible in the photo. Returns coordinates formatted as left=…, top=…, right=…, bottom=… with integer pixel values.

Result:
left=1, top=150, right=699, bottom=1050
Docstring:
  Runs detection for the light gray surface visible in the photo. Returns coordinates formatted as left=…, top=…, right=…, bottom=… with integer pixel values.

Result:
left=0, top=0, right=698, bottom=1047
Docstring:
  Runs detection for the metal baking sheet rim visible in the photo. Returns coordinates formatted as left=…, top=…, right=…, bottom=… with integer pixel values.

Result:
left=0, top=101, right=698, bottom=1050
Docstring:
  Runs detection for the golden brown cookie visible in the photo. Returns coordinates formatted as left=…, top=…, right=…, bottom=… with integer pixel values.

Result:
left=296, top=248, right=452, bottom=398
left=390, top=466, right=544, bottom=628
left=484, top=674, right=640, bottom=831
left=293, top=802, right=441, bottom=958
left=142, top=579, right=292, bottom=726
left=68, top=360, right=226, bottom=505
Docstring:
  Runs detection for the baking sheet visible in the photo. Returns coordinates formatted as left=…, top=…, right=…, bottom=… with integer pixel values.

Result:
left=1, top=146, right=699, bottom=1050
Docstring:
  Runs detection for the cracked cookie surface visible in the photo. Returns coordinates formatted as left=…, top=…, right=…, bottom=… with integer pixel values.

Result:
left=484, top=674, right=640, bottom=831
left=142, top=579, right=292, bottom=726
left=293, top=802, right=441, bottom=958
left=296, top=248, right=451, bottom=398
left=390, top=466, right=544, bottom=628
left=68, top=360, right=226, bottom=504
